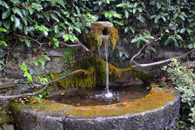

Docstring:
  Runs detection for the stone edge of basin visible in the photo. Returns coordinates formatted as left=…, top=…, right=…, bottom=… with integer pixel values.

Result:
left=12, top=90, right=180, bottom=130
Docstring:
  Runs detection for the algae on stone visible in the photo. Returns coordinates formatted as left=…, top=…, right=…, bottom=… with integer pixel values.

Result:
left=84, top=22, right=119, bottom=50
left=11, top=88, right=176, bottom=118
left=52, top=56, right=134, bottom=89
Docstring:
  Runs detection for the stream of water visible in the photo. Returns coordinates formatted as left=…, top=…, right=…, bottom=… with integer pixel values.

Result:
left=104, top=43, right=113, bottom=98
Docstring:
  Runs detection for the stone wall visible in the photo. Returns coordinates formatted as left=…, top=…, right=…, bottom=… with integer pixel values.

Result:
left=108, top=41, right=195, bottom=75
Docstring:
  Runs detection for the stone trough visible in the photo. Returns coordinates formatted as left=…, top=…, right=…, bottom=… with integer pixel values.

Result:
left=11, top=87, right=180, bottom=130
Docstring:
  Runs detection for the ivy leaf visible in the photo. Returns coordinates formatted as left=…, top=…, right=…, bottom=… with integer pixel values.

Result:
left=19, top=62, right=28, bottom=72
left=3, top=21, right=12, bottom=29
left=22, top=17, right=28, bottom=26
left=154, top=15, right=161, bottom=23
left=53, top=37, right=59, bottom=48
left=161, top=16, right=166, bottom=22
left=176, top=34, right=183, bottom=40
left=44, top=13, right=50, bottom=22
left=0, top=1, right=9, bottom=8
left=125, top=10, right=129, bottom=18
left=188, top=44, right=194, bottom=49
left=28, top=8, right=34, bottom=15
left=10, top=0, right=20, bottom=4
left=2, top=10, right=11, bottom=19
left=157, top=2, right=161, bottom=9
left=0, top=41, right=7, bottom=47
left=64, top=34, right=69, bottom=42
left=150, top=15, right=156, bottom=19
left=137, top=14, right=145, bottom=23
left=179, top=15, right=185, bottom=21
left=24, top=72, right=32, bottom=83
left=180, top=28, right=186, bottom=33
left=164, top=38, right=171, bottom=46
left=74, top=27, right=81, bottom=33
left=28, top=64, right=34, bottom=74
left=131, top=38, right=137, bottom=43
left=12, top=7, right=23, bottom=18
left=50, top=13, right=59, bottom=22
left=33, top=61, right=39, bottom=66
left=54, top=25, right=59, bottom=33
left=0, top=28, right=6, bottom=32
left=24, top=39, right=31, bottom=48
left=14, top=16, right=21, bottom=29
left=32, top=3, right=43, bottom=11
left=44, top=55, right=51, bottom=61
left=124, top=27, right=129, bottom=33
left=0, top=60, right=4, bottom=65
left=39, top=59, right=45, bottom=69
left=113, top=20, right=124, bottom=26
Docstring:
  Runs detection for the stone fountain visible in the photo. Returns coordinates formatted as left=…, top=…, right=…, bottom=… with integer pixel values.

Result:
left=11, top=22, right=180, bottom=130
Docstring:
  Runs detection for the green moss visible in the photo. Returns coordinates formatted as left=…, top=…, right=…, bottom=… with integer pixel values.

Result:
left=11, top=89, right=176, bottom=118
left=52, top=56, right=134, bottom=89
left=132, top=70, right=152, bottom=82
left=84, top=22, right=119, bottom=50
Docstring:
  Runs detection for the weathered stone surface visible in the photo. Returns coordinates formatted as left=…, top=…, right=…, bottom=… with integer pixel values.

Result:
left=12, top=90, right=180, bottom=130
left=190, top=50, right=195, bottom=59
left=2, top=124, right=14, bottom=130
left=182, top=61, right=195, bottom=68
left=64, top=91, right=180, bottom=130
left=14, top=110, right=64, bottom=130
left=0, top=114, right=12, bottom=124
left=157, top=49, right=186, bottom=59
left=109, top=42, right=195, bottom=76
left=96, top=21, right=114, bottom=27
left=47, top=48, right=69, bottom=57
left=5, top=69, right=24, bottom=78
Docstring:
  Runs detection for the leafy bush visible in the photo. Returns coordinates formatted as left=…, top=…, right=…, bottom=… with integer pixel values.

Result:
left=86, top=0, right=195, bottom=48
left=0, top=0, right=194, bottom=51
left=162, top=59, right=195, bottom=129
left=0, top=0, right=97, bottom=49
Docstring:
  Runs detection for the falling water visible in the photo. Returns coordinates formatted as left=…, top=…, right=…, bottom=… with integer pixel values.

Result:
left=104, top=43, right=113, bottom=99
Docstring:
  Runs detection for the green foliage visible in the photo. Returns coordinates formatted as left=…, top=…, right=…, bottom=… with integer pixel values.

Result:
left=19, top=53, right=51, bottom=83
left=29, top=87, right=50, bottom=102
left=0, top=107, right=12, bottom=128
left=62, top=47, right=77, bottom=63
left=162, top=59, right=195, bottom=129
left=0, top=0, right=194, bottom=51
left=19, top=62, right=32, bottom=82
left=87, top=0, right=194, bottom=49
left=0, top=60, right=5, bottom=71
left=0, top=27, right=7, bottom=71
left=0, top=0, right=96, bottom=51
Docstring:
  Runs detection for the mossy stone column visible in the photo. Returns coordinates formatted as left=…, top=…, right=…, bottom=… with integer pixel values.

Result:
left=84, top=21, right=119, bottom=52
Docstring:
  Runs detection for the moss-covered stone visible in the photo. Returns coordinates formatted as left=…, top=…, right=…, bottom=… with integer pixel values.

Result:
left=52, top=56, right=134, bottom=89
left=132, top=70, right=152, bottom=82
left=11, top=87, right=176, bottom=118
left=84, top=22, right=119, bottom=50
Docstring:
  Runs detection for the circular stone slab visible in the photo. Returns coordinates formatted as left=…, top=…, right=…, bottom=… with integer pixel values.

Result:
left=11, top=89, right=180, bottom=130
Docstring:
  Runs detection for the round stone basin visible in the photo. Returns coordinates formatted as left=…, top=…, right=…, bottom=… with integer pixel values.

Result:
left=11, top=86, right=180, bottom=130
left=48, top=85, right=150, bottom=106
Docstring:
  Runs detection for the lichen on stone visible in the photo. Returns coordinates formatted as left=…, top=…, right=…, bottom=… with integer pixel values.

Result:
left=84, top=22, right=119, bottom=50
left=52, top=56, right=134, bottom=89
left=11, top=88, right=176, bottom=118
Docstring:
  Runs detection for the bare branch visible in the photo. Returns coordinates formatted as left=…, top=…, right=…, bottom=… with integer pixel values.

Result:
left=59, top=41, right=89, bottom=51
left=0, top=40, right=18, bottom=72
left=13, top=33, right=89, bottom=51
left=0, top=69, right=88, bottom=99
left=13, top=33, right=47, bottom=48
left=130, top=43, right=148, bottom=63
left=0, top=85, right=47, bottom=99
left=133, top=48, right=195, bottom=67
